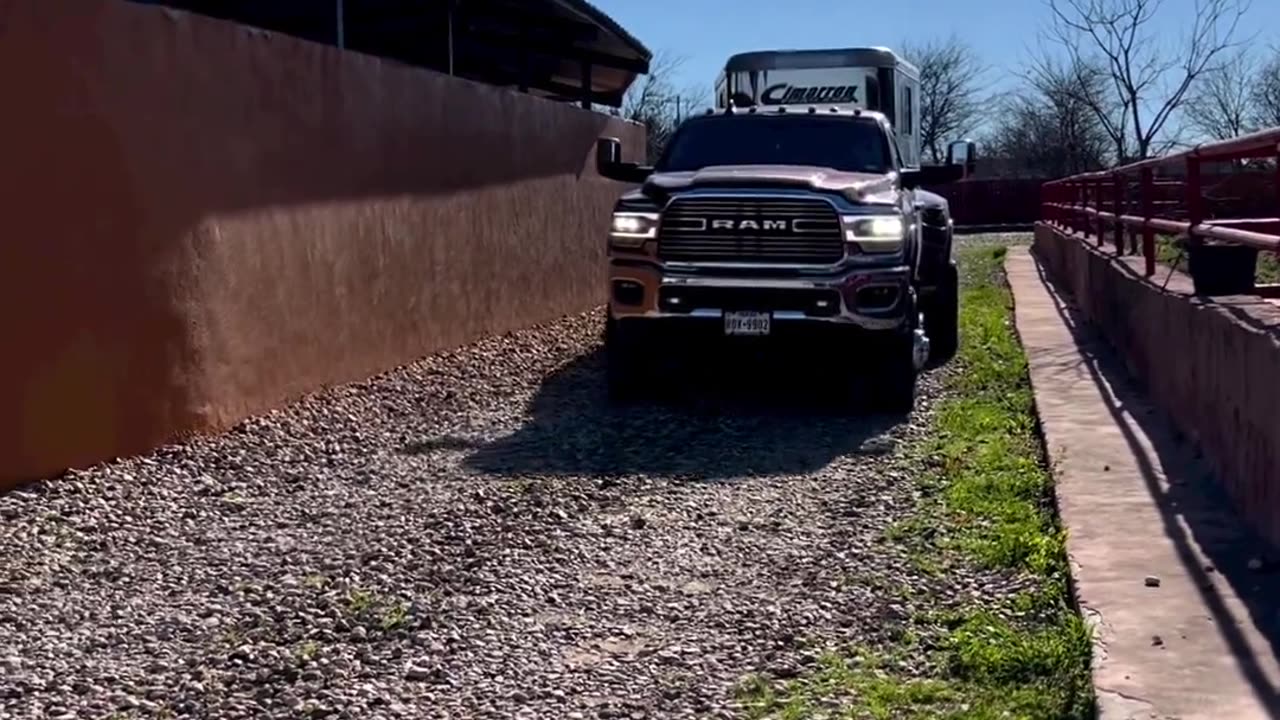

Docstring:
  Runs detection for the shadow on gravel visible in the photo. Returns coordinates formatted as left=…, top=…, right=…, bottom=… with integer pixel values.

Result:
left=404, top=348, right=907, bottom=480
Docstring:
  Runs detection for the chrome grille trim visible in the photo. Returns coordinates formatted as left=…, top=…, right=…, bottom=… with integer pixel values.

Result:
left=658, top=196, right=844, bottom=264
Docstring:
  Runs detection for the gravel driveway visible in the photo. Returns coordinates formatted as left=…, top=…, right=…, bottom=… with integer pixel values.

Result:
left=0, top=310, right=952, bottom=720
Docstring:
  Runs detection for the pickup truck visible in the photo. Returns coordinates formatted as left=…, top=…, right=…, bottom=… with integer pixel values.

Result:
left=596, top=104, right=975, bottom=412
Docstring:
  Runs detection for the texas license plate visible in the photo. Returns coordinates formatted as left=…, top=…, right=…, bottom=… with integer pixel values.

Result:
left=724, top=311, right=771, bottom=336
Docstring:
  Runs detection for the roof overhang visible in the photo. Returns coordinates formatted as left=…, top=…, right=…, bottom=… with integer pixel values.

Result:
left=453, top=0, right=652, bottom=107
left=127, top=0, right=652, bottom=108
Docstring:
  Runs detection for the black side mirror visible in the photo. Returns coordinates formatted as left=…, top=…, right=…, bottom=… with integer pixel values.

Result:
left=596, top=137, right=622, bottom=170
left=946, top=139, right=978, bottom=177
left=596, top=137, right=654, bottom=184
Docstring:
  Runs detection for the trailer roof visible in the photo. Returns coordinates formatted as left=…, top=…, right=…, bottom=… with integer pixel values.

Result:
left=724, top=47, right=917, bottom=76
left=691, top=105, right=890, bottom=123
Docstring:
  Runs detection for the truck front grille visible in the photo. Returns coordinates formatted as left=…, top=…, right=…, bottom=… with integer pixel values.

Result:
left=658, top=197, right=844, bottom=265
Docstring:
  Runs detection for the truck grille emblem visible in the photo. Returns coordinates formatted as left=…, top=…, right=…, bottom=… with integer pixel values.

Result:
left=707, top=218, right=790, bottom=231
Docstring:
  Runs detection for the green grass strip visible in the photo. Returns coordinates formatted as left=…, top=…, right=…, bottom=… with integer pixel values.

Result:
left=737, top=243, right=1094, bottom=720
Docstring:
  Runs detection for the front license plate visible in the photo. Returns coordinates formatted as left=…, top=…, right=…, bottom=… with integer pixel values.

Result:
left=724, top=311, right=771, bottom=336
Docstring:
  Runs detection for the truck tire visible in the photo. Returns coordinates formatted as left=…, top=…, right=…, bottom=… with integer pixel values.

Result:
left=868, top=333, right=918, bottom=414
left=924, top=260, right=959, bottom=364
left=605, top=316, right=647, bottom=403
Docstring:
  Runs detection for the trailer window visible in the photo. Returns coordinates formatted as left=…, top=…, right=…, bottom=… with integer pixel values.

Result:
left=657, top=115, right=891, bottom=174
left=903, top=86, right=914, bottom=135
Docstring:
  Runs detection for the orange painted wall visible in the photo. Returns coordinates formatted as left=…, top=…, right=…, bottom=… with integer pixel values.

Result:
left=0, top=0, right=644, bottom=488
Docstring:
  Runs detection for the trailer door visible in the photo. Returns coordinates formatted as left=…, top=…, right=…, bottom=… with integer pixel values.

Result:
left=896, top=70, right=920, bottom=168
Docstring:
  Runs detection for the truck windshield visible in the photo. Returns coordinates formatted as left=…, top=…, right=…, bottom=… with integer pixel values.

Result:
left=656, top=115, right=891, bottom=174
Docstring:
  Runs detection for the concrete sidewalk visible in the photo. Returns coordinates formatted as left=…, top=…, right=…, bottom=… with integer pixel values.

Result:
left=1006, top=247, right=1280, bottom=719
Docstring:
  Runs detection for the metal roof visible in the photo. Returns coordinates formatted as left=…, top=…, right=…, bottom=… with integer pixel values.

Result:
left=127, top=0, right=652, bottom=108
left=724, top=47, right=918, bottom=77
left=689, top=105, right=889, bottom=122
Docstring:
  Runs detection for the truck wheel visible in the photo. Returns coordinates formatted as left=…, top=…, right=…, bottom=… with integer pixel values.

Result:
left=605, top=316, right=647, bottom=403
left=924, top=261, right=959, bottom=364
left=867, top=330, right=918, bottom=415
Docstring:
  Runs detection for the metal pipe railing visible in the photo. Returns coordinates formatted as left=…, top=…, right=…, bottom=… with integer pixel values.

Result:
left=1042, top=127, right=1280, bottom=277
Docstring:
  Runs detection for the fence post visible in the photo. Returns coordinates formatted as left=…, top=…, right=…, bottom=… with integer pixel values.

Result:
left=1141, top=167, right=1155, bottom=277
left=1186, top=156, right=1203, bottom=243
left=1067, top=181, right=1074, bottom=233
left=1113, top=170, right=1125, bottom=254
left=1095, top=176, right=1106, bottom=246
left=1076, top=181, right=1083, bottom=234
left=1273, top=144, right=1279, bottom=268
left=1082, top=179, right=1090, bottom=236
left=1082, top=180, right=1090, bottom=236
left=1088, top=178, right=1095, bottom=238
left=1055, top=182, right=1063, bottom=227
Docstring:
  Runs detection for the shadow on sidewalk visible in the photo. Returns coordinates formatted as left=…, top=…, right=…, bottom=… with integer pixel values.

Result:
left=1029, top=250, right=1280, bottom=713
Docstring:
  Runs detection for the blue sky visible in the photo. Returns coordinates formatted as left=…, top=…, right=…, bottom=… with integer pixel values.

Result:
left=593, top=0, right=1280, bottom=108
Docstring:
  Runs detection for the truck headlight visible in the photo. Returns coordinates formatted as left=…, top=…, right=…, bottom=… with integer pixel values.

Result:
left=841, top=214, right=906, bottom=254
left=609, top=212, right=660, bottom=249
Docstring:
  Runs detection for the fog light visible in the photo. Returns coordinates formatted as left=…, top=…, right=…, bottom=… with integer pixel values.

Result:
left=855, top=285, right=901, bottom=310
left=612, top=280, right=644, bottom=306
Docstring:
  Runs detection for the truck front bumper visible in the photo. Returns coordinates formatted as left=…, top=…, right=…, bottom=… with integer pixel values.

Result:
left=607, top=259, right=914, bottom=332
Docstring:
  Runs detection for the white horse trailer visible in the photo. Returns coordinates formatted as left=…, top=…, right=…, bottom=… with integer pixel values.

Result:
left=715, top=47, right=923, bottom=168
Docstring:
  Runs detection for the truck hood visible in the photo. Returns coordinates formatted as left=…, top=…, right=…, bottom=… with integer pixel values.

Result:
left=642, top=165, right=900, bottom=205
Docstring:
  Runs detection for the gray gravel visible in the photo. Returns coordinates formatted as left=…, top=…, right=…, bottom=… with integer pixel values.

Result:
left=0, top=308, right=995, bottom=719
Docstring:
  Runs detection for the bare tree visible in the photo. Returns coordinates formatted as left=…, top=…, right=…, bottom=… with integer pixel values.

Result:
left=1026, top=42, right=1134, bottom=161
left=900, top=35, right=989, bottom=163
left=1250, top=48, right=1280, bottom=129
left=1044, top=0, right=1251, bottom=160
left=1182, top=47, right=1256, bottom=139
left=614, top=52, right=708, bottom=162
left=988, top=55, right=1114, bottom=177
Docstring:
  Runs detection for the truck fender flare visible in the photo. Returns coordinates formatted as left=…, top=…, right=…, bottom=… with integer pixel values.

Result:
left=913, top=190, right=954, bottom=287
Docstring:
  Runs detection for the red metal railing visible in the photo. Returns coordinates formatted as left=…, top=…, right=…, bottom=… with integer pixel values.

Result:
left=1041, top=127, right=1280, bottom=278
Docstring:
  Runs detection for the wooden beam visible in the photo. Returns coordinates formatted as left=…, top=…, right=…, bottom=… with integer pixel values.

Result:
left=467, top=0, right=601, bottom=40
left=456, top=57, right=625, bottom=107
left=460, top=28, right=648, bottom=74
left=457, top=3, right=647, bottom=74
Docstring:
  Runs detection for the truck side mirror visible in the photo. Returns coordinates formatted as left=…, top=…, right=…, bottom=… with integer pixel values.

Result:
left=597, top=137, right=622, bottom=171
left=596, top=137, right=654, bottom=184
left=946, top=140, right=978, bottom=177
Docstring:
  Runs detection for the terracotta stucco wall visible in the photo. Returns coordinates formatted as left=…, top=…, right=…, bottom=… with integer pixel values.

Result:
left=0, top=0, right=644, bottom=488
left=1033, top=224, right=1280, bottom=547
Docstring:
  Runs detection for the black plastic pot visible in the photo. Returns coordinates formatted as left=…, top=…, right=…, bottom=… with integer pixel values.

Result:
left=1185, top=241, right=1258, bottom=296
